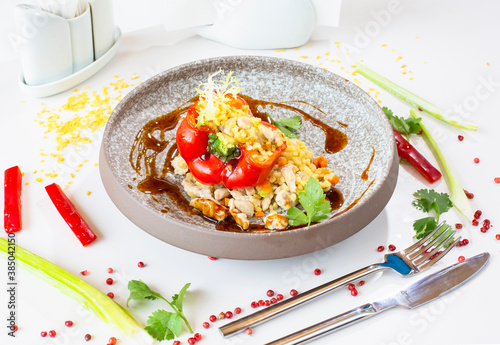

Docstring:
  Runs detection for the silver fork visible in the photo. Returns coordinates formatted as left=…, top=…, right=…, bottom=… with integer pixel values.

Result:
left=220, top=222, right=459, bottom=337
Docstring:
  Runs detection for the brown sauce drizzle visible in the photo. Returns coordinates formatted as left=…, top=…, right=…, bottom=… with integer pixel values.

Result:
left=331, top=179, right=375, bottom=219
left=361, top=147, right=376, bottom=181
left=129, top=93, right=374, bottom=232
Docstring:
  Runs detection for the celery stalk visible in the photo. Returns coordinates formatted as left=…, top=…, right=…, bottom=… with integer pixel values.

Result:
left=409, top=109, right=474, bottom=221
left=0, top=239, right=156, bottom=344
left=356, top=63, right=478, bottom=131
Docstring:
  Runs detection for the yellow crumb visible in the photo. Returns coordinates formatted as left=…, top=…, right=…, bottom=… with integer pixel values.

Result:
left=381, top=44, right=387, bottom=47
left=298, top=56, right=308, bottom=58
left=25, top=182, right=29, bottom=186
left=487, top=62, right=490, bottom=66
left=36, top=178, right=43, bottom=182
left=86, top=191, right=91, bottom=196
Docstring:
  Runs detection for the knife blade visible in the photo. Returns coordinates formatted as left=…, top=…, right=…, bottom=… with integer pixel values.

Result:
left=264, top=252, right=490, bottom=345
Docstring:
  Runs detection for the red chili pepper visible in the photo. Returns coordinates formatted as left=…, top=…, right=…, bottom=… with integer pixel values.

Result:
left=4, top=166, right=22, bottom=233
left=176, top=98, right=287, bottom=189
left=393, top=129, right=441, bottom=183
left=45, top=183, right=97, bottom=247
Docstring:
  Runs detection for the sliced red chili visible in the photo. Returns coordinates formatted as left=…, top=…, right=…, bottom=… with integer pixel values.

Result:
left=4, top=166, right=22, bottom=233
left=45, top=183, right=97, bottom=247
left=393, top=129, right=441, bottom=183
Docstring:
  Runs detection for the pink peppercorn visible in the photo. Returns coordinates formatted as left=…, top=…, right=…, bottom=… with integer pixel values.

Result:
left=225, top=311, right=233, bottom=319
left=359, top=280, right=365, bottom=286
left=107, top=292, right=114, bottom=299
left=202, top=322, right=210, bottom=329
left=496, top=234, right=500, bottom=240
left=173, top=341, right=180, bottom=345
left=266, top=289, right=274, bottom=297
left=258, top=300, right=264, bottom=306
left=314, top=268, right=321, bottom=276
left=348, top=284, right=355, bottom=291
left=246, top=328, right=253, bottom=335
left=65, top=320, right=73, bottom=327
left=474, top=158, right=480, bottom=163
left=108, top=337, right=117, bottom=345
left=388, top=244, right=396, bottom=251
left=208, top=256, right=217, bottom=260
left=270, top=297, right=277, bottom=304
left=49, top=330, right=56, bottom=338
left=377, top=245, right=384, bottom=252
left=84, top=334, right=92, bottom=341
left=137, top=261, right=145, bottom=268
left=194, top=333, right=202, bottom=341
left=276, top=294, right=284, bottom=301
left=264, top=300, right=270, bottom=306
left=495, top=177, right=500, bottom=184
left=188, top=337, right=196, bottom=345
left=458, top=135, right=464, bottom=141
left=455, top=223, right=463, bottom=229
left=290, top=289, right=298, bottom=297
left=458, top=256, right=465, bottom=262
left=80, top=270, right=88, bottom=276
left=41, top=331, right=47, bottom=337
left=234, top=307, right=242, bottom=314
left=250, top=301, right=258, bottom=308
left=106, top=278, right=114, bottom=285
left=107, top=267, right=114, bottom=273
left=209, top=315, right=216, bottom=322
left=351, top=289, right=358, bottom=296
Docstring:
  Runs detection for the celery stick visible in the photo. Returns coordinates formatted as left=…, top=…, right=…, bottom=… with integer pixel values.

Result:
left=356, top=63, right=478, bottom=131
left=409, top=109, right=474, bottom=221
left=0, top=239, right=156, bottom=344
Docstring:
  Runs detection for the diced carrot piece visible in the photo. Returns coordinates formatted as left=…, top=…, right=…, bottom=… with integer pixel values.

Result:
left=224, top=198, right=230, bottom=207
left=258, top=180, right=272, bottom=192
left=329, top=174, right=340, bottom=185
left=313, top=156, right=328, bottom=168
left=278, top=158, right=287, bottom=167
left=255, top=211, right=265, bottom=217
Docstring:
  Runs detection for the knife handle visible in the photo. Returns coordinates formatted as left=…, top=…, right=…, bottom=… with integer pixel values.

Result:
left=219, top=264, right=385, bottom=337
left=264, top=301, right=389, bottom=345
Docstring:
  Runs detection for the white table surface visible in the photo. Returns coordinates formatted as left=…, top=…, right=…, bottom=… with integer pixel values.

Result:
left=1, top=1, right=499, bottom=345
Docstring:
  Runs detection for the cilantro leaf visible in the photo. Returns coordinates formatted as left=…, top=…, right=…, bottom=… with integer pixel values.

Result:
left=287, top=206, right=309, bottom=226
left=413, top=217, right=438, bottom=239
left=413, top=216, right=454, bottom=248
left=268, top=114, right=301, bottom=139
left=145, top=310, right=182, bottom=341
left=207, top=133, right=240, bottom=162
left=172, top=283, right=190, bottom=312
left=287, top=177, right=332, bottom=226
left=127, top=280, right=193, bottom=339
left=412, top=189, right=453, bottom=220
left=383, top=106, right=421, bottom=139
left=127, top=280, right=161, bottom=307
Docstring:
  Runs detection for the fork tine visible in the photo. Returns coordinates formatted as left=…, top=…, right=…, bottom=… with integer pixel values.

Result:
left=407, top=224, right=452, bottom=260
left=412, top=229, right=456, bottom=266
left=402, top=221, right=447, bottom=254
left=417, top=236, right=462, bottom=271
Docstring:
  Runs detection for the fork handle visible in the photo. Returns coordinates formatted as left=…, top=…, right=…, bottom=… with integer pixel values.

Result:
left=219, top=264, right=385, bottom=337
left=264, top=301, right=394, bottom=345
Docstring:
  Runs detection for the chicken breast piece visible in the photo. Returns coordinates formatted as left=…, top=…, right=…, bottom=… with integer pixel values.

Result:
left=182, top=179, right=213, bottom=199
left=190, top=198, right=229, bottom=221
left=214, top=187, right=231, bottom=201
left=265, top=214, right=289, bottom=230
left=172, top=155, right=189, bottom=175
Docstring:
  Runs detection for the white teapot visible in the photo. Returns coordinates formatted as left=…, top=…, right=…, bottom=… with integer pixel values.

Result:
left=196, top=0, right=316, bottom=49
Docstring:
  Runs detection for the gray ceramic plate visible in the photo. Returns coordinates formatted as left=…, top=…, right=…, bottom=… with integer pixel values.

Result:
left=99, top=56, right=398, bottom=260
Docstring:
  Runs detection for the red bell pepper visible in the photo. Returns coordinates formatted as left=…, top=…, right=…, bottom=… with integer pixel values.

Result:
left=4, top=166, right=22, bottom=233
left=45, top=183, right=97, bottom=247
left=393, top=129, right=442, bottom=183
left=176, top=99, right=287, bottom=189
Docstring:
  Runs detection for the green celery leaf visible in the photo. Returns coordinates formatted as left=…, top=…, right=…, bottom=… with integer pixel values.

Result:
left=309, top=200, right=331, bottom=223
left=287, top=207, right=309, bottom=226
left=127, top=280, right=162, bottom=307
left=278, top=116, right=302, bottom=130
left=145, top=310, right=182, bottom=341
left=172, top=283, right=191, bottom=312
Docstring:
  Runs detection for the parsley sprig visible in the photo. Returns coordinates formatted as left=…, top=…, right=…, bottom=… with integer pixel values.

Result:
left=412, top=189, right=454, bottom=245
left=287, top=177, right=332, bottom=226
left=383, top=106, right=421, bottom=140
left=268, top=114, right=302, bottom=139
left=127, top=280, right=192, bottom=341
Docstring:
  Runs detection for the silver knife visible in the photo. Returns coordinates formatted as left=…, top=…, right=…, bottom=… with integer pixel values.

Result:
left=264, top=252, right=490, bottom=345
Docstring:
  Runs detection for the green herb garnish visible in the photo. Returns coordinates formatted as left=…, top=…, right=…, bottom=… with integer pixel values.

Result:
left=382, top=106, right=421, bottom=140
left=268, top=114, right=302, bottom=139
left=412, top=189, right=454, bottom=245
left=127, top=280, right=192, bottom=341
left=287, top=177, right=332, bottom=226
left=207, top=133, right=240, bottom=162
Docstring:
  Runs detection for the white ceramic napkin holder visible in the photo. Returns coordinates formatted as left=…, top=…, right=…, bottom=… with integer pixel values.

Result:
left=15, top=0, right=115, bottom=87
